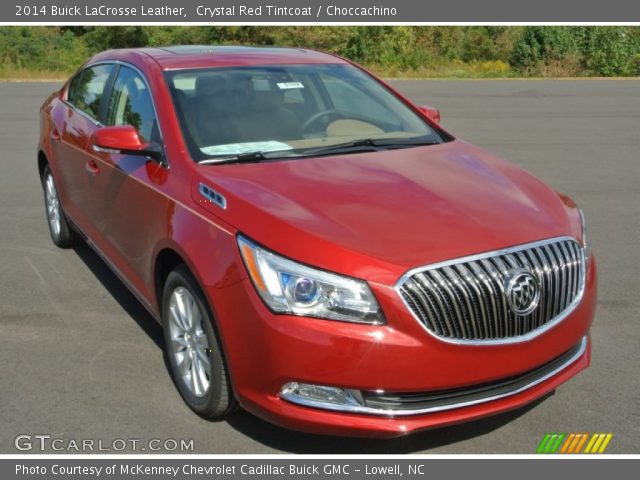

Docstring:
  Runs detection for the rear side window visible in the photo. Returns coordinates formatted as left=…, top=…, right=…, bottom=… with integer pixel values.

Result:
left=106, top=66, right=159, bottom=144
left=67, top=64, right=113, bottom=121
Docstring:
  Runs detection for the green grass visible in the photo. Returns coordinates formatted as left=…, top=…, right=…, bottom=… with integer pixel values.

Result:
left=0, top=65, right=69, bottom=81
left=370, top=60, right=518, bottom=79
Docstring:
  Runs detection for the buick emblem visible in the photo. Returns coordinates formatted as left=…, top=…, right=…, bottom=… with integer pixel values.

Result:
left=504, top=269, right=540, bottom=315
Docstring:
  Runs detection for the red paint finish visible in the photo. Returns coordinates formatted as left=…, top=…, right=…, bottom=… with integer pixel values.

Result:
left=38, top=46, right=596, bottom=437
left=417, top=104, right=441, bottom=124
left=93, top=125, right=148, bottom=151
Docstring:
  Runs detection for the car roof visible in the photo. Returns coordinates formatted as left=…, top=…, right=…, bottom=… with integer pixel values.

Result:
left=91, top=45, right=348, bottom=70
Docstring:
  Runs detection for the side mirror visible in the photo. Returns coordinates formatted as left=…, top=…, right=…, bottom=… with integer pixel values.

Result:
left=92, top=125, right=164, bottom=164
left=416, top=105, right=441, bottom=124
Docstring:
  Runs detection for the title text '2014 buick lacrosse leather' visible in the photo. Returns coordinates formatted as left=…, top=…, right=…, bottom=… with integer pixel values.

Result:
left=38, top=46, right=596, bottom=437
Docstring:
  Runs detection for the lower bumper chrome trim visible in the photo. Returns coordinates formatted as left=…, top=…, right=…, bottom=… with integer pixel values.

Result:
left=279, top=336, right=587, bottom=417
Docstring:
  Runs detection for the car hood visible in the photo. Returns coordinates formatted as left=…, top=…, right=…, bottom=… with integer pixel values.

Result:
left=195, top=140, right=581, bottom=285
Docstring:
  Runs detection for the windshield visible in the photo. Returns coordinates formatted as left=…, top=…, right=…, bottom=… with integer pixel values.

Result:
left=165, top=64, right=443, bottom=162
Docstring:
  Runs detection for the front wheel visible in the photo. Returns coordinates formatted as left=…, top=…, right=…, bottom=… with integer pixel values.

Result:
left=162, top=265, right=236, bottom=418
left=42, top=165, right=81, bottom=248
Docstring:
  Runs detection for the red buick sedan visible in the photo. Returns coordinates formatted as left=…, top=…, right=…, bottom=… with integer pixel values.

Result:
left=38, top=46, right=596, bottom=437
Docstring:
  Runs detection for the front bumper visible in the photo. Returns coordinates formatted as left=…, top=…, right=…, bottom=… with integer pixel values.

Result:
left=210, top=257, right=596, bottom=437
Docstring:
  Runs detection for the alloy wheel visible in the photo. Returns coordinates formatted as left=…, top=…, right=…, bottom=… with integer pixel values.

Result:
left=45, top=173, right=61, bottom=238
left=167, top=286, right=212, bottom=397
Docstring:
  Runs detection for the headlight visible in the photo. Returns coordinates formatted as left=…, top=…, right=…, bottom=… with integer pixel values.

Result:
left=578, top=208, right=591, bottom=259
left=237, top=236, right=384, bottom=325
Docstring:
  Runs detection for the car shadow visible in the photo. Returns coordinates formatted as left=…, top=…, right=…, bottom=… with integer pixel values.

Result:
left=72, top=242, right=554, bottom=453
left=223, top=393, right=553, bottom=453
left=73, top=244, right=164, bottom=350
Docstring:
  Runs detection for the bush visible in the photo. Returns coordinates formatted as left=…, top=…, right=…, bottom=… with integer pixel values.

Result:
left=581, top=27, right=640, bottom=76
left=83, top=27, right=149, bottom=53
left=471, top=60, right=511, bottom=76
left=0, top=26, right=638, bottom=78
left=0, top=27, right=86, bottom=73
left=631, top=54, right=640, bottom=76
left=461, top=28, right=498, bottom=62
left=510, top=27, right=581, bottom=73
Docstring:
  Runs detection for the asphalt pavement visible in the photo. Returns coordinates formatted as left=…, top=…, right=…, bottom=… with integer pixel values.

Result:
left=0, top=79, right=638, bottom=453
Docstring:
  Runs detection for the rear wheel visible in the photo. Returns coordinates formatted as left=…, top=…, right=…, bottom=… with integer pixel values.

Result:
left=42, top=165, right=81, bottom=248
left=162, top=265, right=236, bottom=418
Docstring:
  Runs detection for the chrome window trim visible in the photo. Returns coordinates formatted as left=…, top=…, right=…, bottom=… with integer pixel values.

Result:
left=280, top=335, right=587, bottom=417
left=394, top=236, right=587, bottom=346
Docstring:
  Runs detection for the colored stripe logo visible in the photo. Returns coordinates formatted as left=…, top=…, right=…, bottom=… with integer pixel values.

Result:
left=537, top=433, right=613, bottom=454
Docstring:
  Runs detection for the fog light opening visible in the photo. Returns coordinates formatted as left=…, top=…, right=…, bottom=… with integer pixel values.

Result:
left=280, top=382, right=365, bottom=411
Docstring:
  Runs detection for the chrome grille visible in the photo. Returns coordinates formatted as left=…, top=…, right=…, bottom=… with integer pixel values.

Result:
left=397, top=237, right=585, bottom=343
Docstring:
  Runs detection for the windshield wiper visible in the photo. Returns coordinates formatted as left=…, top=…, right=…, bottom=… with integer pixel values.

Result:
left=278, top=138, right=381, bottom=158
left=279, top=136, right=440, bottom=158
left=198, top=151, right=268, bottom=165
left=369, top=137, right=441, bottom=147
left=198, top=136, right=442, bottom=164
left=198, top=141, right=379, bottom=164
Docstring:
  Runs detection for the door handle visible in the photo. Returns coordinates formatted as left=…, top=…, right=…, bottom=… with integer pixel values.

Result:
left=85, top=159, right=100, bottom=176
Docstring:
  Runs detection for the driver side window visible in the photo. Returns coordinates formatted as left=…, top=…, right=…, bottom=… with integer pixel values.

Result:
left=106, top=66, right=159, bottom=144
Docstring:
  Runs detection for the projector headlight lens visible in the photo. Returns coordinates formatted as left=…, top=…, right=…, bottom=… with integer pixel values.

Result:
left=238, top=236, right=384, bottom=325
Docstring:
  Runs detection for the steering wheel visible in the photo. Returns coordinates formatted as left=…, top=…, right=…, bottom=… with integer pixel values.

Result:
left=300, top=109, right=347, bottom=134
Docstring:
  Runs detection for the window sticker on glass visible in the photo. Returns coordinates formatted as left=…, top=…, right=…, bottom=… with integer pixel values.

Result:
left=277, top=82, right=304, bottom=90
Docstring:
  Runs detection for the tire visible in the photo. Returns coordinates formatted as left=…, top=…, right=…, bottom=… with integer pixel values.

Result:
left=162, top=265, right=237, bottom=418
left=42, top=165, right=81, bottom=248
